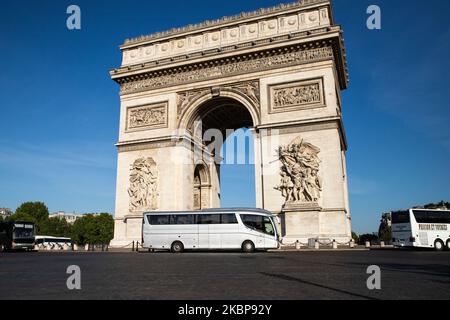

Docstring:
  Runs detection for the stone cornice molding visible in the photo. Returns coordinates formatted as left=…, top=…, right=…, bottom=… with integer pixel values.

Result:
left=112, top=38, right=348, bottom=95
left=122, top=0, right=330, bottom=48
left=116, top=133, right=216, bottom=156
left=112, top=25, right=343, bottom=76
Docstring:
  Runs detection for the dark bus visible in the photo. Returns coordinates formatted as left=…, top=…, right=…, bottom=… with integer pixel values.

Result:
left=0, top=221, right=36, bottom=251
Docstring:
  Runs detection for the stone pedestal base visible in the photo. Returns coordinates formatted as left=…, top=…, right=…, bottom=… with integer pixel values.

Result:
left=281, top=203, right=350, bottom=245
left=109, top=215, right=143, bottom=248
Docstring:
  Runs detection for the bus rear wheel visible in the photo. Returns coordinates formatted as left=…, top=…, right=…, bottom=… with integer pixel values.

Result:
left=434, top=240, right=444, bottom=251
left=446, top=240, right=450, bottom=251
left=171, top=241, right=184, bottom=253
left=242, top=241, right=255, bottom=253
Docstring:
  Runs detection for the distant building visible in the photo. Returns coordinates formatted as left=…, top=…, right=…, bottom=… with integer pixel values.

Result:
left=49, top=211, right=110, bottom=224
left=0, top=208, right=12, bottom=219
left=49, top=211, right=81, bottom=224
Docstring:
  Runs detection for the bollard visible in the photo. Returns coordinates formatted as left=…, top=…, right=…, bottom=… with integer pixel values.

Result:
left=380, top=241, right=385, bottom=248
left=63, top=244, right=69, bottom=251
left=365, top=241, right=371, bottom=248
left=295, top=240, right=301, bottom=250
left=132, top=241, right=135, bottom=252
left=34, top=244, right=40, bottom=251
left=332, top=240, right=338, bottom=249
left=85, top=244, right=89, bottom=251
left=349, top=239, right=355, bottom=248
left=73, top=244, right=78, bottom=251
left=314, top=240, right=320, bottom=250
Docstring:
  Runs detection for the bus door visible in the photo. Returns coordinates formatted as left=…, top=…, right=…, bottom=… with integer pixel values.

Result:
left=197, top=214, right=221, bottom=249
left=198, top=224, right=209, bottom=248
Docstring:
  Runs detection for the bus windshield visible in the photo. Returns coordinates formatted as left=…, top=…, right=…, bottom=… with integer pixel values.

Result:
left=391, top=211, right=410, bottom=224
left=241, top=215, right=275, bottom=236
left=13, top=224, right=34, bottom=239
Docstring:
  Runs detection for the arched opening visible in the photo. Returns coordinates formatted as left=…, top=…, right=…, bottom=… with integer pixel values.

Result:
left=187, top=96, right=257, bottom=209
left=193, top=163, right=211, bottom=210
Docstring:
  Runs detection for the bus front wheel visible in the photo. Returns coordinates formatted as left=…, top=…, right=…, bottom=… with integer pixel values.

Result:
left=171, top=241, right=184, bottom=253
left=434, top=239, right=444, bottom=251
left=242, top=241, right=255, bottom=253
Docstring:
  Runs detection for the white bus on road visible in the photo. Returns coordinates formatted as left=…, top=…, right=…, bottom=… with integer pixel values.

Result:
left=142, top=208, right=280, bottom=253
left=392, top=209, right=450, bottom=250
left=35, top=236, right=72, bottom=249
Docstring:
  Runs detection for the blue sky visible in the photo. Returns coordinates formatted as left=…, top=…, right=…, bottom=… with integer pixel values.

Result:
left=1, top=0, right=449, bottom=233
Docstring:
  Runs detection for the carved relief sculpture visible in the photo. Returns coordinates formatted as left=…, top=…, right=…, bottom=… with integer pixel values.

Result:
left=127, top=103, right=168, bottom=130
left=177, top=80, right=260, bottom=118
left=177, top=89, right=210, bottom=117
left=120, top=46, right=333, bottom=94
left=275, top=137, right=322, bottom=205
left=128, top=157, right=159, bottom=211
left=270, top=79, right=324, bottom=113
left=231, top=81, right=260, bottom=105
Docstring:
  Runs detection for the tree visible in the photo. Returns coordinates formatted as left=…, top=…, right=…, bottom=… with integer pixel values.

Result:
left=39, top=217, right=72, bottom=237
left=358, top=233, right=379, bottom=245
left=378, top=213, right=392, bottom=243
left=15, top=202, right=49, bottom=223
left=10, top=211, right=36, bottom=223
left=424, top=201, right=449, bottom=210
left=351, top=232, right=359, bottom=243
left=71, top=213, right=114, bottom=245
left=94, top=213, right=114, bottom=244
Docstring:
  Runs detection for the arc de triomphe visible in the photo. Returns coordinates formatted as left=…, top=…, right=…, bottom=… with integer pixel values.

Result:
left=110, top=0, right=351, bottom=247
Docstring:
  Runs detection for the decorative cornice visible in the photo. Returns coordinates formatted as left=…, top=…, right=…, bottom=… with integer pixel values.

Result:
left=123, top=0, right=330, bottom=47
left=116, top=41, right=337, bottom=95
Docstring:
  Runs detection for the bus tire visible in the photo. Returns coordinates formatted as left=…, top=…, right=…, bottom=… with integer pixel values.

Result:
left=434, top=239, right=444, bottom=251
left=171, top=241, right=184, bottom=253
left=446, top=239, right=450, bottom=251
left=242, top=240, right=255, bottom=253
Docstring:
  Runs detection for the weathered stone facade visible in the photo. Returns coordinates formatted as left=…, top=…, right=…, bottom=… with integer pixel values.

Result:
left=110, top=0, right=351, bottom=247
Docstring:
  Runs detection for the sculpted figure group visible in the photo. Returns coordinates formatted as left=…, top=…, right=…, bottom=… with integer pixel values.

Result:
left=128, top=157, right=158, bottom=211
left=276, top=137, right=322, bottom=204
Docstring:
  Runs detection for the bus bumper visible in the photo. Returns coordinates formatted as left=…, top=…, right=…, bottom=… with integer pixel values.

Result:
left=12, top=243, right=35, bottom=250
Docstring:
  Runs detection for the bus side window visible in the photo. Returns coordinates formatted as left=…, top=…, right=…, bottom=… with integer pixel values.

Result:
left=221, top=214, right=238, bottom=224
left=149, top=215, right=170, bottom=225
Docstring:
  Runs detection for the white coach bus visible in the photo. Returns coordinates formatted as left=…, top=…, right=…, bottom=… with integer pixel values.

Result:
left=392, top=209, right=450, bottom=250
left=142, top=208, right=280, bottom=253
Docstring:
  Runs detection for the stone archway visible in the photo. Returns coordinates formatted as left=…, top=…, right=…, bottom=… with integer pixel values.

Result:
left=186, top=95, right=257, bottom=212
left=193, top=163, right=211, bottom=210
left=110, top=0, right=352, bottom=247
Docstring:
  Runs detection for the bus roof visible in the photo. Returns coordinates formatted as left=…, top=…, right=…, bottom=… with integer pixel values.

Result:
left=35, top=236, right=71, bottom=240
left=411, top=208, right=450, bottom=212
left=143, top=208, right=274, bottom=216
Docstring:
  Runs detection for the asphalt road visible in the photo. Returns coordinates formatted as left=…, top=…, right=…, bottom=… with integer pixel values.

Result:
left=0, top=249, right=449, bottom=300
